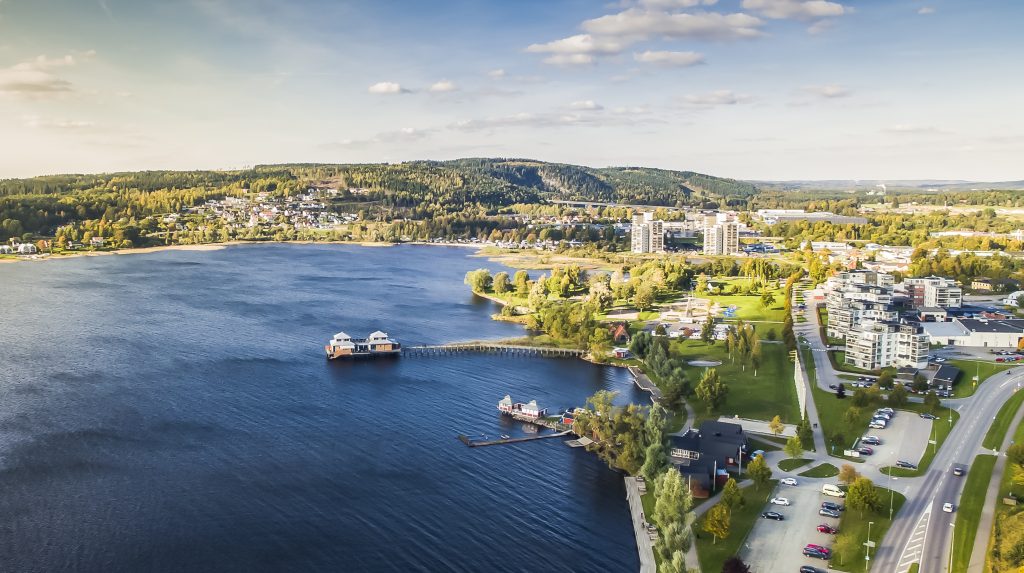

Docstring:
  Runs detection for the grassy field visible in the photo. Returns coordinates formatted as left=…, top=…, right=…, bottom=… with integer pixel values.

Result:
left=810, top=383, right=872, bottom=461
left=701, top=293, right=788, bottom=323
left=779, top=458, right=812, bottom=471
left=830, top=486, right=907, bottom=571
left=695, top=480, right=777, bottom=573
left=951, top=454, right=998, bottom=572
left=673, top=339, right=799, bottom=423
left=799, top=463, right=839, bottom=478
left=830, top=350, right=879, bottom=374
left=948, top=358, right=1015, bottom=398
left=983, top=388, right=1024, bottom=449
left=881, top=404, right=960, bottom=477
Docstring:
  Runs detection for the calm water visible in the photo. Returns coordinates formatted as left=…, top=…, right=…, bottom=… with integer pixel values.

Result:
left=0, top=244, right=642, bottom=572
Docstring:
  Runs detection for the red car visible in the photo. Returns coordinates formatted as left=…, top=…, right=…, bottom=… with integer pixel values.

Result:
left=997, top=357, right=1006, bottom=362
left=817, top=524, right=838, bottom=534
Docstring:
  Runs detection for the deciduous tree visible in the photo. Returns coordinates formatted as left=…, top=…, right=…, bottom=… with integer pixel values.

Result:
left=747, top=454, right=772, bottom=489
left=769, top=415, right=784, bottom=437
left=721, top=556, right=752, bottom=573
left=704, top=503, right=731, bottom=544
left=846, top=477, right=880, bottom=515
left=721, top=477, right=743, bottom=509
left=784, top=435, right=804, bottom=459
left=838, top=464, right=860, bottom=485
left=695, top=368, right=728, bottom=413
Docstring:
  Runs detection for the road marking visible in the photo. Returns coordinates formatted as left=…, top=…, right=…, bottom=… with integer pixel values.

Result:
left=896, top=505, right=932, bottom=573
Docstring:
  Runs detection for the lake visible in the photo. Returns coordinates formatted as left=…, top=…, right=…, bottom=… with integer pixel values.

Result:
left=0, top=244, right=643, bottom=572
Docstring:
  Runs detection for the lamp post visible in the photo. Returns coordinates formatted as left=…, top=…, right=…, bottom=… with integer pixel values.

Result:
left=949, top=522, right=955, bottom=572
left=889, top=472, right=898, bottom=520
left=865, top=521, right=875, bottom=571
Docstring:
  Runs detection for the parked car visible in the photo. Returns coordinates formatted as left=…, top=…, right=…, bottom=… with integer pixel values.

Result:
left=819, top=508, right=841, bottom=518
left=770, top=497, right=791, bottom=506
left=822, top=484, right=846, bottom=498
left=869, top=421, right=886, bottom=429
left=935, top=357, right=947, bottom=363
left=943, top=502, right=954, bottom=513
left=821, top=501, right=844, bottom=512
left=953, top=464, right=966, bottom=476
left=857, top=446, right=874, bottom=455
left=762, top=511, right=784, bottom=520
left=817, top=524, right=838, bottom=534
left=862, top=436, right=882, bottom=445
left=803, top=547, right=831, bottom=560
left=828, top=384, right=838, bottom=390
left=781, top=477, right=798, bottom=486
left=920, top=413, right=938, bottom=420
left=896, top=460, right=918, bottom=470
left=800, top=567, right=826, bottom=573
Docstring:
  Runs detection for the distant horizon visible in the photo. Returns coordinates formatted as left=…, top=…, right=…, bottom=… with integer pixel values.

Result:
left=2, top=1, right=1022, bottom=181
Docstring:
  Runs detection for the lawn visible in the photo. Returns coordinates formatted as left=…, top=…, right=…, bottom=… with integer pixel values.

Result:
left=799, top=463, right=839, bottom=478
left=695, top=480, right=777, bottom=573
left=779, top=458, right=812, bottom=472
left=830, top=486, right=907, bottom=572
left=673, top=339, right=799, bottom=424
left=880, top=404, right=960, bottom=477
left=951, top=454, right=998, bottom=572
left=810, top=383, right=872, bottom=461
left=701, top=292, right=788, bottom=323
left=983, top=387, right=1024, bottom=450
left=830, top=350, right=879, bottom=375
left=948, top=359, right=1015, bottom=398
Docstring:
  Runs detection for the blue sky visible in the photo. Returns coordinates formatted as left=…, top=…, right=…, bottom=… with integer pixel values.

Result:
left=1, top=0, right=1021, bottom=180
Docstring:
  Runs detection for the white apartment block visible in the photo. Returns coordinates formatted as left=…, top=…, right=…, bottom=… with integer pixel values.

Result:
left=631, top=212, right=664, bottom=254
left=703, top=213, right=739, bottom=256
left=845, top=321, right=929, bottom=370
left=824, top=270, right=897, bottom=340
left=902, top=276, right=962, bottom=309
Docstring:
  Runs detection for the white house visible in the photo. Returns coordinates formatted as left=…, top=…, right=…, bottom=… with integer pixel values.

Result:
left=0, top=245, right=12, bottom=254
left=16, top=243, right=37, bottom=254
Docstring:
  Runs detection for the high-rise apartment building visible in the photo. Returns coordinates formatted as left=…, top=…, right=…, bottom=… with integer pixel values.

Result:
left=903, top=276, right=962, bottom=308
left=845, top=321, right=929, bottom=370
left=631, top=212, right=664, bottom=254
left=703, top=213, right=739, bottom=255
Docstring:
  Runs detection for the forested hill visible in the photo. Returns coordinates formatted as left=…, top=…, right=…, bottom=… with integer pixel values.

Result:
left=0, top=159, right=755, bottom=240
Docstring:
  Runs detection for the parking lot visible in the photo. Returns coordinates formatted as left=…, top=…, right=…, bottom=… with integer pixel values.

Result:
left=857, top=409, right=933, bottom=469
left=741, top=481, right=841, bottom=572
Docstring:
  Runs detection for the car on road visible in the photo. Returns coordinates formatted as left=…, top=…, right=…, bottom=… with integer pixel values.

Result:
left=896, top=460, right=918, bottom=470
left=821, top=501, right=844, bottom=512
left=781, top=477, right=798, bottom=486
left=953, top=464, right=966, bottom=476
left=878, top=407, right=894, bottom=414
left=800, top=567, right=826, bottom=573
left=935, top=357, right=947, bottom=363
left=943, top=502, right=955, bottom=513
left=920, top=413, right=938, bottom=420
left=817, top=524, right=838, bottom=534
left=856, top=446, right=874, bottom=455
left=761, top=511, right=784, bottom=520
left=862, top=436, right=882, bottom=445
left=770, top=497, right=791, bottom=506
left=819, top=508, right=841, bottom=518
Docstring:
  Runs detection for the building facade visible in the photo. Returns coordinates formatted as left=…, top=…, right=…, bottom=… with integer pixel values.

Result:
left=631, top=212, right=664, bottom=254
left=824, top=270, right=897, bottom=340
left=845, top=321, right=929, bottom=370
left=703, top=213, right=739, bottom=256
left=904, top=276, right=962, bottom=308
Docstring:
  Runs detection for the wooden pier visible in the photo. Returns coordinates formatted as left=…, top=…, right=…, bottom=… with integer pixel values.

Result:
left=403, top=343, right=586, bottom=359
left=458, top=430, right=571, bottom=447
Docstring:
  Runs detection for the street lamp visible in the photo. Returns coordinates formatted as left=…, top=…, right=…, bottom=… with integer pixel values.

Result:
left=949, top=522, right=955, bottom=572
left=865, top=521, right=875, bottom=571
left=890, top=475, right=898, bottom=520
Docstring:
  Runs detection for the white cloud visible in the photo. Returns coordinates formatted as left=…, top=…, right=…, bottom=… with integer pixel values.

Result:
left=918, top=6, right=935, bottom=14
left=22, top=114, right=97, bottom=130
left=635, top=0, right=719, bottom=8
left=740, top=0, right=847, bottom=20
left=487, top=68, right=506, bottom=78
left=633, top=50, right=705, bottom=67
left=428, top=80, right=458, bottom=93
left=582, top=9, right=764, bottom=41
left=570, top=100, right=604, bottom=110
left=802, top=84, right=851, bottom=98
left=526, top=34, right=626, bottom=65
left=322, top=126, right=434, bottom=149
left=883, top=124, right=948, bottom=135
left=367, top=81, right=408, bottom=94
left=683, top=90, right=750, bottom=106
left=0, top=51, right=94, bottom=96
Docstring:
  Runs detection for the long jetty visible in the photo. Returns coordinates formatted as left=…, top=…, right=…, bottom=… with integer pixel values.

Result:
left=458, top=430, right=571, bottom=447
left=403, top=343, right=586, bottom=358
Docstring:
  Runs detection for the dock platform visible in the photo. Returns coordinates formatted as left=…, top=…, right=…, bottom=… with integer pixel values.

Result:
left=458, top=430, right=571, bottom=447
left=404, top=343, right=585, bottom=358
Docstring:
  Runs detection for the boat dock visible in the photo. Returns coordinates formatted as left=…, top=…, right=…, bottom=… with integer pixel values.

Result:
left=458, top=430, right=571, bottom=447
left=627, top=366, right=663, bottom=401
left=403, top=343, right=586, bottom=358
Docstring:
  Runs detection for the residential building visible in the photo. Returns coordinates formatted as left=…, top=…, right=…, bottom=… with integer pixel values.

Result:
left=756, top=209, right=868, bottom=226
left=903, top=276, right=962, bottom=308
left=971, top=277, right=1019, bottom=293
left=630, top=212, right=664, bottom=254
left=844, top=320, right=929, bottom=370
left=702, top=213, right=739, bottom=256
left=16, top=243, right=37, bottom=254
left=823, top=270, right=897, bottom=340
left=668, top=421, right=747, bottom=498
left=0, top=245, right=12, bottom=254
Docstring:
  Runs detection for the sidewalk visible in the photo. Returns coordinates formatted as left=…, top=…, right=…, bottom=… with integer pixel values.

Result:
left=967, top=404, right=1024, bottom=572
left=624, top=477, right=657, bottom=573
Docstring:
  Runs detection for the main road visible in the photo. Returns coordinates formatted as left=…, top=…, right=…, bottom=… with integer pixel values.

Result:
left=796, top=302, right=1024, bottom=572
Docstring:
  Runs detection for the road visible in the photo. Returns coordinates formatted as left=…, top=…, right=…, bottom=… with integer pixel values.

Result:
left=796, top=301, right=1024, bottom=572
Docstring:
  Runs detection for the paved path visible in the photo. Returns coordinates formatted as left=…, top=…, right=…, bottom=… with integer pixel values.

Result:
left=967, top=403, right=1024, bottom=572
left=624, top=477, right=656, bottom=573
left=628, top=367, right=664, bottom=401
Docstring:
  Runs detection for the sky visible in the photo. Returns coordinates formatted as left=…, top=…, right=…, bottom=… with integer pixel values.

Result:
left=0, top=0, right=1022, bottom=181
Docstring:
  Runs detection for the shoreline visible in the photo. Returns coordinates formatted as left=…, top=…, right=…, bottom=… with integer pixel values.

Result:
left=0, top=239, right=486, bottom=264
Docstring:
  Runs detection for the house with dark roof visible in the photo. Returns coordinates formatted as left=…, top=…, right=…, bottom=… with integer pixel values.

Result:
left=667, top=421, right=747, bottom=498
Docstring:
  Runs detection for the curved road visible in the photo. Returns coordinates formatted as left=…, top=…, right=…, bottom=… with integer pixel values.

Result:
left=795, top=303, right=1024, bottom=573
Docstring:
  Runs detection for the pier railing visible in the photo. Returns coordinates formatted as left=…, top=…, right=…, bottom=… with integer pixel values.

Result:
left=402, top=343, right=586, bottom=358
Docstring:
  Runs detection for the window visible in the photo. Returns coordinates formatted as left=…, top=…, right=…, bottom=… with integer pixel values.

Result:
left=670, top=448, right=700, bottom=460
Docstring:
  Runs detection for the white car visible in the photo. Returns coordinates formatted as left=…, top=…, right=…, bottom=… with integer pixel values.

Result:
left=780, top=477, right=798, bottom=486
left=869, top=421, right=886, bottom=429
left=943, top=503, right=954, bottom=513
left=770, top=497, right=791, bottom=506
